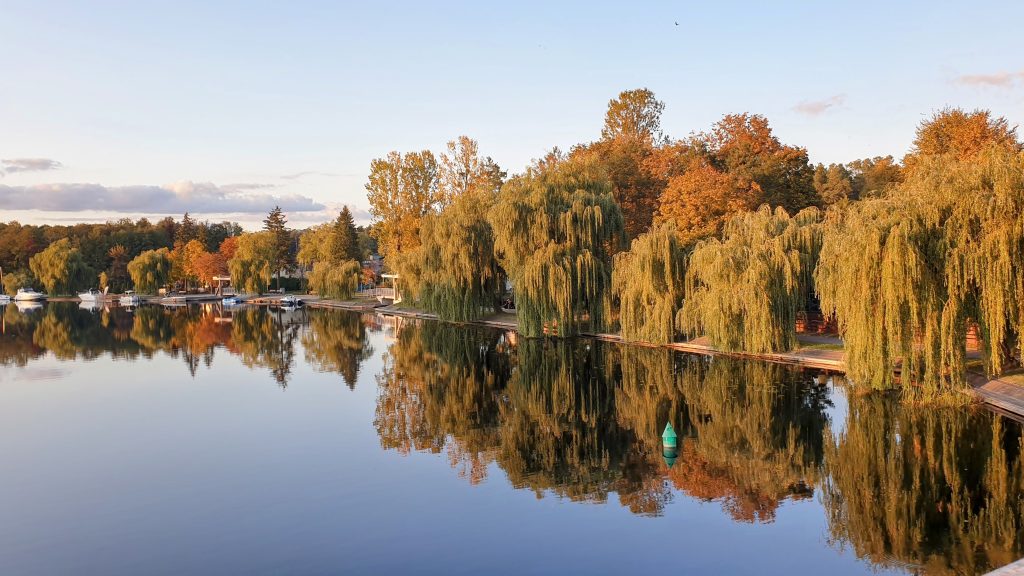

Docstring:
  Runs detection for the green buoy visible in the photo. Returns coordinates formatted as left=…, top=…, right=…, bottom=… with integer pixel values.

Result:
left=662, top=422, right=677, bottom=448
left=662, top=422, right=679, bottom=468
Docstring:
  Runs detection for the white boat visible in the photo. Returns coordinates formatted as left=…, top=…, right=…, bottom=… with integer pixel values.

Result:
left=78, top=288, right=107, bottom=302
left=119, top=290, right=141, bottom=306
left=279, top=295, right=303, bottom=307
left=14, top=288, right=46, bottom=301
left=222, top=295, right=246, bottom=306
left=0, top=294, right=10, bottom=304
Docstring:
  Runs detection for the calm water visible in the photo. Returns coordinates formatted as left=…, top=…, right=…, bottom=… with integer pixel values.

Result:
left=0, top=302, right=1022, bottom=575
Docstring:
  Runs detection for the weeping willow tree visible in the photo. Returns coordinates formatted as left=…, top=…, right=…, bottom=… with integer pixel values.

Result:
left=229, top=232, right=275, bottom=295
left=679, top=205, right=821, bottom=353
left=489, top=157, right=626, bottom=337
left=823, top=395, right=1024, bottom=574
left=127, top=248, right=172, bottom=294
left=398, top=188, right=503, bottom=321
left=307, top=260, right=361, bottom=300
left=816, top=146, right=1024, bottom=396
left=612, top=221, right=690, bottom=344
left=29, top=238, right=94, bottom=295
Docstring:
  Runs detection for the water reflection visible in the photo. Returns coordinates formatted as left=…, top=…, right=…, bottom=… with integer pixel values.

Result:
left=824, top=395, right=1024, bottom=574
left=373, top=320, right=828, bottom=519
left=372, top=318, right=1024, bottom=572
left=0, top=303, right=332, bottom=388
left=1, top=302, right=1022, bottom=574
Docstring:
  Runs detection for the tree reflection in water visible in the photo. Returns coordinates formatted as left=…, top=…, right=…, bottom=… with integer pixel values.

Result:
left=824, top=395, right=1024, bottom=574
left=0, top=302, right=359, bottom=389
left=372, top=318, right=1024, bottom=572
left=5, top=303, right=1024, bottom=572
left=374, top=320, right=829, bottom=518
left=302, top=310, right=374, bottom=389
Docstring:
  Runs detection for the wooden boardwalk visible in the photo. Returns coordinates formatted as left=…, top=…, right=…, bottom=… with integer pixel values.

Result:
left=970, top=373, right=1024, bottom=424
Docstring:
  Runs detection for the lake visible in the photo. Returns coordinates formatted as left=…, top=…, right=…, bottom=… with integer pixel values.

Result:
left=0, top=302, right=1021, bottom=575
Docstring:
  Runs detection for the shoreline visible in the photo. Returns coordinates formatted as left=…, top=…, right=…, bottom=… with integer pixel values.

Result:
left=305, top=297, right=1024, bottom=422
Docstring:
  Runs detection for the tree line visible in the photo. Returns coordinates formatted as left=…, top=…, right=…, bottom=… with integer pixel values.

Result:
left=365, top=89, right=1024, bottom=398
left=0, top=205, right=378, bottom=299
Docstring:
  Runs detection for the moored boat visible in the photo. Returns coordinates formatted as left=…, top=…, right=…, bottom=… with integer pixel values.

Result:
left=78, top=288, right=107, bottom=301
left=279, top=295, right=303, bottom=307
left=14, top=288, right=46, bottom=301
left=119, top=290, right=141, bottom=306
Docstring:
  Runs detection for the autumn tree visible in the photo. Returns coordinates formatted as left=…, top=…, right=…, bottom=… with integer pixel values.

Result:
left=656, top=163, right=761, bottom=244
left=812, top=163, right=854, bottom=205
left=437, top=136, right=505, bottom=205
left=297, top=224, right=333, bottom=269
left=366, top=150, right=440, bottom=263
left=218, top=236, right=239, bottom=261
left=903, top=107, right=1021, bottom=171
left=702, top=113, right=819, bottom=211
left=29, top=238, right=93, bottom=294
left=601, top=88, right=665, bottom=143
left=192, top=251, right=228, bottom=287
left=573, top=89, right=667, bottom=239
left=489, top=157, right=625, bottom=337
left=127, top=248, right=172, bottom=294
left=398, top=137, right=505, bottom=321
left=847, top=156, right=903, bottom=199
left=656, top=114, right=819, bottom=244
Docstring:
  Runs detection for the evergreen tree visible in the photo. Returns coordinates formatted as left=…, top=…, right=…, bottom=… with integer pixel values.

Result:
left=331, top=206, right=361, bottom=263
left=262, top=206, right=291, bottom=289
left=175, top=212, right=199, bottom=245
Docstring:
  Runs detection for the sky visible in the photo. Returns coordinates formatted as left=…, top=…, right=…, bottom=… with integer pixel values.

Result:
left=1, top=0, right=1022, bottom=229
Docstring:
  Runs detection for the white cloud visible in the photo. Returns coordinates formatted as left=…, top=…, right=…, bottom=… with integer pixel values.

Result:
left=793, top=94, right=846, bottom=116
left=1, top=158, right=62, bottom=175
left=0, top=180, right=324, bottom=214
left=955, top=70, right=1024, bottom=88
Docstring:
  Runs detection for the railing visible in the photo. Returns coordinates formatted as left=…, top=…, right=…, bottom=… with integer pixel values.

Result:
left=356, top=287, right=396, bottom=302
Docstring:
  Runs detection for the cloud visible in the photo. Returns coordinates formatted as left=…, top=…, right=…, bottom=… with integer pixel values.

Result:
left=955, top=70, right=1024, bottom=88
left=222, top=182, right=279, bottom=191
left=280, top=170, right=341, bottom=180
left=0, top=180, right=325, bottom=214
left=1, top=158, right=63, bottom=175
left=793, top=94, right=846, bottom=116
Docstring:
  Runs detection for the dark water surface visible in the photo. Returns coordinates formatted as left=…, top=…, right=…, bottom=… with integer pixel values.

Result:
left=0, top=302, right=1022, bottom=575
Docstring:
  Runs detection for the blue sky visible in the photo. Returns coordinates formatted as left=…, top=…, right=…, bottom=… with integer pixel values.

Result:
left=1, top=0, right=1022, bottom=228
